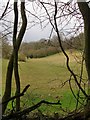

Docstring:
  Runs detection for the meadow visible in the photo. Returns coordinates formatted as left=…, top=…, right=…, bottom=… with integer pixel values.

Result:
left=2, top=50, right=87, bottom=114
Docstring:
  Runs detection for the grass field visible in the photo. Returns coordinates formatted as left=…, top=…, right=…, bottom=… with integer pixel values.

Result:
left=2, top=50, right=87, bottom=114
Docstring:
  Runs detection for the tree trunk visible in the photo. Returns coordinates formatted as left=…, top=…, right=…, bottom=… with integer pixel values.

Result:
left=2, top=1, right=27, bottom=114
left=77, top=1, right=90, bottom=118
left=2, top=54, right=14, bottom=114
left=14, top=50, right=20, bottom=111
left=13, top=1, right=20, bottom=111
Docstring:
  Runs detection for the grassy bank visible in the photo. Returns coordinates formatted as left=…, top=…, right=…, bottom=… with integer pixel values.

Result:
left=2, top=50, right=87, bottom=113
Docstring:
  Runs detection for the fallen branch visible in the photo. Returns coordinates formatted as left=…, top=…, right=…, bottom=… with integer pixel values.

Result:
left=2, top=100, right=61, bottom=120
left=58, top=110, right=87, bottom=120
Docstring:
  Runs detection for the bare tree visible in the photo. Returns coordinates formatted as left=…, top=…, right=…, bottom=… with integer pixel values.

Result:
left=35, top=0, right=90, bottom=118
left=1, top=0, right=90, bottom=119
left=2, top=0, right=27, bottom=114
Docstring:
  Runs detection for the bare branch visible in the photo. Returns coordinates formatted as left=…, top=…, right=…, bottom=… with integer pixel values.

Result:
left=0, top=0, right=10, bottom=20
left=53, top=1, right=88, bottom=98
left=2, top=100, right=61, bottom=120
left=1, top=85, right=30, bottom=105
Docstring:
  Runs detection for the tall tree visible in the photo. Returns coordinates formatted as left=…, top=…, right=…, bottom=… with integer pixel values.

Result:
left=38, top=0, right=90, bottom=118
left=2, top=1, right=27, bottom=114
left=77, top=0, right=90, bottom=117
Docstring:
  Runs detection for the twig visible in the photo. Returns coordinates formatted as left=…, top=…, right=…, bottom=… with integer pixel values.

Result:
left=0, top=0, right=10, bottom=20
left=1, top=85, right=30, bottom=105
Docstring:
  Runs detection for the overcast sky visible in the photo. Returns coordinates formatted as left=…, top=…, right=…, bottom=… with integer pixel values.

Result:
left=1, top=0, right=54, bottom=42
left=0, top=0, right=85, bottom=43
left=23, top=0, right=71, bottom=42
left=24, top=24, right=52, bottom=42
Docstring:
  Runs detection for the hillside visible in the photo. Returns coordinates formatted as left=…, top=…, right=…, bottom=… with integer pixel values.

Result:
left=19, top=33, right=84, bottom=59
left=2, top=51, right=87, bottom=113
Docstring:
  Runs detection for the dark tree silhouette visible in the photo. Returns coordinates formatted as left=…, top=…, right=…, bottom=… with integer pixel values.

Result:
left=77, top=0, right=90, bottom=117
left=2, top=1, right=27, bottom=114
left=1, top=0, right=90, bottom=119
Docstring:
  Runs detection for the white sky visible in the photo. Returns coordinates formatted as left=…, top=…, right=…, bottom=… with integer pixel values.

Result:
left=24, top=24, right=52, bottom=42
left=0, top=0, right=84, bottom=42
left=1, top=0, right=54, bottom=42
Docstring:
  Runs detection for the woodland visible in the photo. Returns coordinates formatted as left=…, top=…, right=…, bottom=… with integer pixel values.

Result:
left=0, top=0, right=90, bottom=120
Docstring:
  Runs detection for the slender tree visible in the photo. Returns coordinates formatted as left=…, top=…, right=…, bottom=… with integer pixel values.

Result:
left=2, top=0, right=27, bottom=114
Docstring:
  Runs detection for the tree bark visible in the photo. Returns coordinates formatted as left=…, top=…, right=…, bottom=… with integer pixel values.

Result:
left=13, top=1, right=20, bottom=111
left=2, top=1, right=27, bottom=114
left=77, top=1, right=90, bottom=118
left=2, top=54, right=14, bottom=114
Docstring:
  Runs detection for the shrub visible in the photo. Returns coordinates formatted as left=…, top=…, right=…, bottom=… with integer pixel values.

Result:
left=18, top=53, right=26, bottom=62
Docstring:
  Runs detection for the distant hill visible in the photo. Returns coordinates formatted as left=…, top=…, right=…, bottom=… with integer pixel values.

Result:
left=19, top=33, right=84, bottom=59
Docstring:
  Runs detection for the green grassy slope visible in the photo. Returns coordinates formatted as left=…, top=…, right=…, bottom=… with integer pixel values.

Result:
left=2, top=51, right=87, bottom=113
